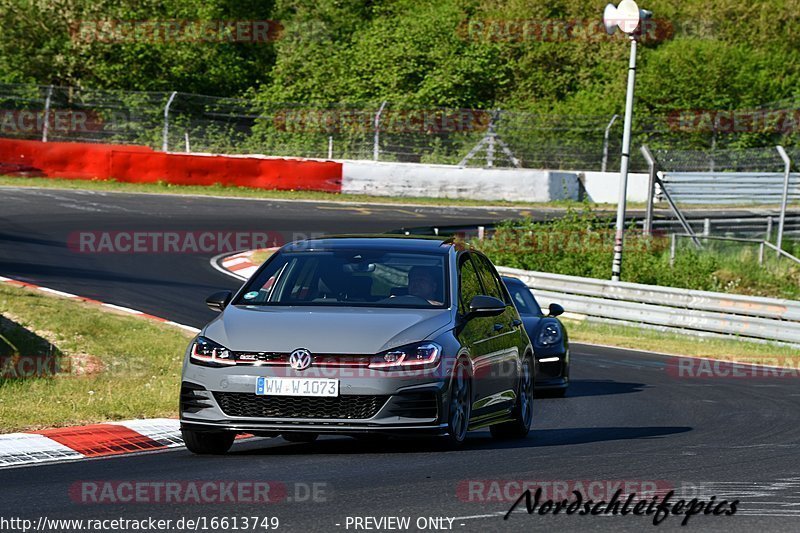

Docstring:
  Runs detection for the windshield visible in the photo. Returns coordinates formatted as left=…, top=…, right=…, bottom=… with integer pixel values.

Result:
left=234, top=249, right=449, bottom=309
left=506, top=282, right=543, bottom=316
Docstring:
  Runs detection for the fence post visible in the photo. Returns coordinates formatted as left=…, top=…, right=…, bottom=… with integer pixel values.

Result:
left=162, top=91, right=178, bottom=152
left=703, top=218, right=710, bottom=237
left=328, top=136, right=333, bottom=159
left=640, top=145, right=657, bottom=237
left=373, top=101, right=387, bottom=161
left=41, top=85, right=53, bottom=142
left=486, top=114, right=495, bottom=168
left=669, top=233, right=676, bottom=267
left=184, top=132, right=190, bottom=153
left=759, top=241, right=765, bottom=265
left=775, top=145, right=791, bottom=258
left=602, top=114, right=619, bottom=173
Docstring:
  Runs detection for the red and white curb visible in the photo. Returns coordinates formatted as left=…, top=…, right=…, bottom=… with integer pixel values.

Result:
left=0, top=419, right=184, bottom=468
left=0, top=275, right=204, bottom=467
left=215, top=248, right=277, bottom=281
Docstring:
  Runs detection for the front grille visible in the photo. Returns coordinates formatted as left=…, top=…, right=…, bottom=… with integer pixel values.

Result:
left=226, top=352, right=371, bottom=367
left=386, top=392, right=438, bottom=419
left=213, top=392, right=388, bottom=419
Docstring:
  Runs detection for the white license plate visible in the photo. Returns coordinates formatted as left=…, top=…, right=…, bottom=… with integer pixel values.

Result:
left=255, top=377, right=339, bottom=397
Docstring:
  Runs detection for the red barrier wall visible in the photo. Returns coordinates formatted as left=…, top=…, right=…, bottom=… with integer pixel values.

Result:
left=0, top=138, right=342, bottom=192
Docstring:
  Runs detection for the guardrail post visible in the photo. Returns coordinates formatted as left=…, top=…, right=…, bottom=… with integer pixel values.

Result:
left=41, top=85, right=53, bottom=142
left=373, top=101, right=387, bottom=161
left=640, top=145, right=657, bottom=237
left=184, top=131, right=190, bottom=153
left=766, top=216, right=773, bottom=242
left=328, top=136, right=333, bottom=159
left=775, top=145, right=791, bottom=258
left=759, top=241, right=765, bottom=265
left=703, top=218, right=710, bottom=237
left=162, top=91, right=178, bottom=152
left=670, top=233, right=676, bottom=267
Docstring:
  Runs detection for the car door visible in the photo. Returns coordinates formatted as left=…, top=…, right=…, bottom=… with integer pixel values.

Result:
left=455, top=252, right=511, bottom=420
left=471, top=253, right=523, bottom=410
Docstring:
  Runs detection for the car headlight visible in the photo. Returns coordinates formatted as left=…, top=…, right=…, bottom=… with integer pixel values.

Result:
left=536, top=323, right=562, bottom=347
left=368, top=342, right=441, bottom=370
left=190, top=336, right=236, bottom=367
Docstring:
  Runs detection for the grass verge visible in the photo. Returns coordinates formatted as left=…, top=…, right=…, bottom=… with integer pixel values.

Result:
left=566, top=318, right=799, bottom=365
left=0, top=283, right=193, bottom=433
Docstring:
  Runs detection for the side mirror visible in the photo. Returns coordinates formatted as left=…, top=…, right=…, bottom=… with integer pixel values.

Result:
left=466, top=295, right=507, bottom=319
left=206, top=290, right=232, bottom=312
left=548, top=303, right=564, bottom=317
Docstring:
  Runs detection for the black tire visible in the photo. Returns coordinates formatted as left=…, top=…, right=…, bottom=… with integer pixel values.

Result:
left=444, top=358, right=472, bottom=446
left=491, top=355, right=534, bottom=439
left=182, top=429, right=235, bottom=455
left=282, top=432, right=319, bottom=443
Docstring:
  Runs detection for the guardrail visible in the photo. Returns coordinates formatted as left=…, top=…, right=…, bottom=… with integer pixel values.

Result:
left=496, top=266, right=800, bottom=346
left=660, top=172, right=800, bottom=204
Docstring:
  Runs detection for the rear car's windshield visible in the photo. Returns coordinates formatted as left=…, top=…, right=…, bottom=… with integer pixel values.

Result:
left=234, top=249, right=449, bottom=309
left=506, top=282, right=543, bottom=316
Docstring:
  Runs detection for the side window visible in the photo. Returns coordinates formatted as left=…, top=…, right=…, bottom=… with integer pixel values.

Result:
left=458, top=254, right=483, bottom=314
left=473, top=254, right=506, bottom=303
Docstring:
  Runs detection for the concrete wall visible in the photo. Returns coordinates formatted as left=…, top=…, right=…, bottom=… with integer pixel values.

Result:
left=341, top=160, right=581, bottom=202
left=577, top=170, right=650, bottom=203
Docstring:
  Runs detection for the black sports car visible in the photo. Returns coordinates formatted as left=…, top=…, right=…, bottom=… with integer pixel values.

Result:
left=502, top=276, right=569, bottom=397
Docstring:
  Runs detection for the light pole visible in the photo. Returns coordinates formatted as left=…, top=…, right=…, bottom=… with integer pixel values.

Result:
left=603, top=1, right=651, bottom=282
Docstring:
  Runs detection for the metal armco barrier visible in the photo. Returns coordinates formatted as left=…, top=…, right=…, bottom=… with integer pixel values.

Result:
left=660, top=172, right=800, bottom=204
left=497, top=266, right=800, bottom=345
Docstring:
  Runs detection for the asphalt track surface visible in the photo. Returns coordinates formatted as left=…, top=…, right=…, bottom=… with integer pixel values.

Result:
left=1, top=187, right=799, bottom=532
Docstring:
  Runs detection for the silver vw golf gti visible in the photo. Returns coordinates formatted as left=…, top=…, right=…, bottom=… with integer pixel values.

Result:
left=180, top=236, right=534, bottom=453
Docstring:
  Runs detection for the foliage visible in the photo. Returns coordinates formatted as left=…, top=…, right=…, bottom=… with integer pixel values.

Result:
left=479, top=206, right=800, bottom=299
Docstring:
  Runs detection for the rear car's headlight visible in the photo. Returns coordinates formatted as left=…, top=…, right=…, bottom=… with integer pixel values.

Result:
left=369, top=342, right=441, bottom=370
left=536, top=323, right=562, bottom=347
left=190, top=336, right=236, bottom=367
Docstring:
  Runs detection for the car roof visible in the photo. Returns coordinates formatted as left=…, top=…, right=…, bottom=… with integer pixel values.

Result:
left=281, top=235, right=455, bottom=253
left=501, top=275, right=526, bottom=286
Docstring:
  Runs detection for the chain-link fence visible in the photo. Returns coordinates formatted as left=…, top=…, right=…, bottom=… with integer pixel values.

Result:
left=3, top=83, right=800, bottom=172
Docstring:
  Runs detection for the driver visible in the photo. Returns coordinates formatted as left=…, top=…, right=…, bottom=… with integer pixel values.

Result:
left=407, top=266, right=442, bottom=305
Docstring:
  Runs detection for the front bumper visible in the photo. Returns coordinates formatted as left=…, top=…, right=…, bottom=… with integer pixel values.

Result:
left=180, top=363, right=450, bottom=436
left=534, top=348, right=569, bottom=390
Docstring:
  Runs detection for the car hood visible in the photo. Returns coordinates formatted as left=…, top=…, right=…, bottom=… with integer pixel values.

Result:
left=203, top=305, right=454, bottom=354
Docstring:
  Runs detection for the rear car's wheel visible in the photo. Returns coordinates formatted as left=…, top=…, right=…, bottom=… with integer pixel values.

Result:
left=182, top=429, right=235, bottom=455
left=445, top=359, right=472, bottom=445
left=490, top=355, right=534, bottom=439
left=282, top=432, right=319, bottom=443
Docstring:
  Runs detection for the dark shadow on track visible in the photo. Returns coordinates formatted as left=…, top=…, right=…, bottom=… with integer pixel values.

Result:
left=556, top=379, right=648, bottom=398
left=224, top=426, right=692, bottom=457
